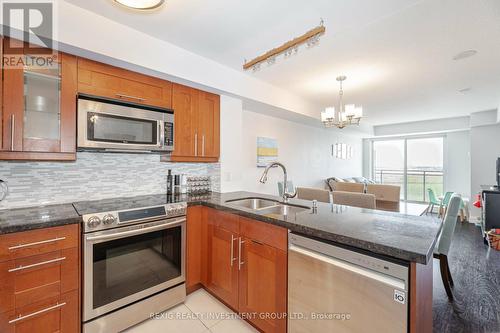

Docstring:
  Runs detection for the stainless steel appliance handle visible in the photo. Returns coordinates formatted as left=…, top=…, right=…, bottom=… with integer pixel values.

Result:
left=8, top=302, right=66, bottom=324
left=289, top=244, right=406, bottom=290
left=116, top=93, right=145, bottom=102
left=8, top=256, right=66, bottom=272
left=159, top=122, right=165, bottom=147
left=194, top=133, right=198, bottom=156
left=8, top=237, right=66, bottom=250
left=86, top=218, right=185, bottom=242
left=238, top=237, right=245, bottom=270
left=230, top=235, right=237, bottom=266
left=202, top=135, right=205, bottom=156
left=10, top=115, right=14, bottom=151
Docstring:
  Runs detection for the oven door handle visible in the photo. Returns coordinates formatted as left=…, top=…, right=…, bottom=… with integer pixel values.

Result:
left=85, top=218, right=185, bottom=242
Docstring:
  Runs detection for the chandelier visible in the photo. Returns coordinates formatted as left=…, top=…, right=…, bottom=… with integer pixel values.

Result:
left=321, top=76, right=363, bottom=129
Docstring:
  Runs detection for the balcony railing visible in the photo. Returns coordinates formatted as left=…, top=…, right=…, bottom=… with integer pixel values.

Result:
left=374, top=169, right=444, bottom=203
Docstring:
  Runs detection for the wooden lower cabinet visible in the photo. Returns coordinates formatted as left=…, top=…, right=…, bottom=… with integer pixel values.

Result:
left=0, top=290, right=79, bottom=333
left=206, top=224, right=239, bottom=310
left=238, top=239, right=287, bottom=333
left=0, top=225, right=80, bottom=333
left=188, top=206, right=287, bottom=333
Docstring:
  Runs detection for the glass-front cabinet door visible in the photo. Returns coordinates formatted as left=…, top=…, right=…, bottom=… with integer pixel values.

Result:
left=1, top=37, right=77, bottom=160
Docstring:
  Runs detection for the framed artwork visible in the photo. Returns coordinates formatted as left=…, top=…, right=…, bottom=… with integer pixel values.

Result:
left=257, top=137, right=278, bottom=167
left=332, top=143, right=353, bottom=160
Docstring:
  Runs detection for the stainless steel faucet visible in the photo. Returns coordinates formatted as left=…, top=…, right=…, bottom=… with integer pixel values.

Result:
left=259, top=162, right=296, bottom=202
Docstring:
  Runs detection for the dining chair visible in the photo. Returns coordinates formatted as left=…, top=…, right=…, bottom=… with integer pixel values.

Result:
left=334, top=182, right=365, bottom=193
left=425, top=188, right=442, bottom=216
left=366, top=184, right=401, bottom=212
left=332, top=191, right=376, bottom=209
left=433, top=194, right=462, bottom=301
left=296, top=187, right=331, bottom=203
left=440, top=191, right=454, bottom=218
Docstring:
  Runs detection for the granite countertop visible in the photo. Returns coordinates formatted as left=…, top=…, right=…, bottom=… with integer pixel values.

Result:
left=0, top=191, right=441, bottom=264
left=0, top=203, right=82, bottom=235
left=195, top=191, right=442, bottom=265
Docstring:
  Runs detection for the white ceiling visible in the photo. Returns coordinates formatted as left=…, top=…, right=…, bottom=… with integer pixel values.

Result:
left=65, top=0, right=500, bottom=125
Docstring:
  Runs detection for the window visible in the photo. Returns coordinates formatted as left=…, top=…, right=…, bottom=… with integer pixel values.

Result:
left=373, top=136, right=444, bottom=202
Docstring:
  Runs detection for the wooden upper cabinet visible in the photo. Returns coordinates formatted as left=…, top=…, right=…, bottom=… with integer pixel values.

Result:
left=77, top=58, right=172, bottom=109
left=0, top=37, right=77, bottom=161
left=171, top=84, right=198, bottom=158
left=171, top=84, right=220, bottom=162
left=198, top=91, right=220, bottom=158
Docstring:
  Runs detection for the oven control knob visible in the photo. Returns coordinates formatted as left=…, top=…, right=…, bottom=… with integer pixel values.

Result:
left=102, top=214, right=116, bottom=225
left=168, top=206, right=177, bottom=216
left=87, top=216, right=101, bottom=228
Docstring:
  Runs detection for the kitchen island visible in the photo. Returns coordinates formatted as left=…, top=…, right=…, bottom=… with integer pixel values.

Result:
left=187, top=191, right=440, bottom=333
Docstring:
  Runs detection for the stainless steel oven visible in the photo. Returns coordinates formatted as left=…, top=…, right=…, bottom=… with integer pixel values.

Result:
left=81, top=202, right=186, bottom=333
left=77, top=94, right=174, bottom=152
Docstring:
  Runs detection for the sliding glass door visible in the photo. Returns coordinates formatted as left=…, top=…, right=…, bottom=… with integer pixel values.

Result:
left=373, top=140, right=405, bottom=200
left=373, top=136, right=444, bottom=203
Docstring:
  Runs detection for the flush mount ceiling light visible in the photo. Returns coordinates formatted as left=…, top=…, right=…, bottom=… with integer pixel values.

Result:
left=114, top=0, right=165, bottom=10
left=321, top=76, right=363, bottom=129
left=453, top=49, right=478, bottom=61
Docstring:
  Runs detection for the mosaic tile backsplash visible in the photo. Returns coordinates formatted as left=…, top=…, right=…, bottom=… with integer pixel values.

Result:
left=0, top=152, right=220, bottom=210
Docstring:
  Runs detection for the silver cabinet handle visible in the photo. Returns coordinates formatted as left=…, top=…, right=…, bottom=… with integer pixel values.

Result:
left=116, top=93, right=145, bottom=102
left=202, top=135, right=205, bottom=157
left=10, top=115, right=14, bottom=151
left=8, top=237, right=66, bottom=250
left=238, top=237, right=246, bottom=271
left=230, top=235, right=237, bottom=266
left=8, top=302, right=66, bottom=324
left=8, top=256, right=66, bottom=273
left=194, top=133, right=198, bottom=156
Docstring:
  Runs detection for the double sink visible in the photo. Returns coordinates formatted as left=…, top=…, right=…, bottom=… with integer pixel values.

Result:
left=225, top=197, right=310, bottom=216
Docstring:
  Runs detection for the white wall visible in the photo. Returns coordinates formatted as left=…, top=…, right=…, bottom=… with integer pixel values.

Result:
left=444, top=131, right=471, bottom=198
left=470, top=123, right=500, bottom=216
left=220, top=95, right=244, bottom=192
left=219, top=96, right=363, bottom=194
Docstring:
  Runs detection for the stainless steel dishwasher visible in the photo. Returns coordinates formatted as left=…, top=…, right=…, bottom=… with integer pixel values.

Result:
left=288, top=233, right=409, bottom=333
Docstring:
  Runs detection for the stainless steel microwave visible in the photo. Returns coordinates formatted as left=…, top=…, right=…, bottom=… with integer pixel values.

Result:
left=77, top=94, right=174, bottom=152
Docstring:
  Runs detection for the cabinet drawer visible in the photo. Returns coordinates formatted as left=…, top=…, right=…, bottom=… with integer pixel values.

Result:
left=0, top=225, right=79, bottom=263
left=209, top=209, right=239, bottom=234
left=0, top=289, right=79, bottom=333
left=239, top=217, right=287, bottom=251
left=77, top=58, right=172, bottom=108
left=0, top=247, right=78, bottom=313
